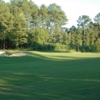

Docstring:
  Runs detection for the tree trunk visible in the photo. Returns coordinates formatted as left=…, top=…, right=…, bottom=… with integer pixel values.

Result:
left=3, top=39, right=5, bottom=50
left=0, top=40, right=2, bottom=49
left=77, top=45, right=79, bottom=52
left=83, top=23, right=85, bottom=45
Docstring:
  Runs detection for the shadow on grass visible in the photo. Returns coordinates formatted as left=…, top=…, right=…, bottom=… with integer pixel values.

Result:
left=27, top=51, right=85, bottom=61
left=0, top=54, right=100, bottom=100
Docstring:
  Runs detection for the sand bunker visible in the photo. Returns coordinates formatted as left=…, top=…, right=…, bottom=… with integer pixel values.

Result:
left=9, top=52, right=29, bottom=57
left=0, top=51, right=5, bottom=56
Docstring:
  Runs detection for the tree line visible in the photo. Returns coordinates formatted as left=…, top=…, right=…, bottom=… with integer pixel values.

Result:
left=0, top=0, right=100, bottom=52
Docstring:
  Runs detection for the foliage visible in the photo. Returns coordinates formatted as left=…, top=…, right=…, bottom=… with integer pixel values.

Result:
left=0, top=0, right=100, bottom=52
left=54, top=43, right=69, bottom=50
left=94, top=39, right=100, bottom=52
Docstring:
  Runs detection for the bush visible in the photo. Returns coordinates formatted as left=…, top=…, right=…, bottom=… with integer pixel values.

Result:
left=93, top=39, right=100, bottom=52
left=54, top=43, right=69, bottom=50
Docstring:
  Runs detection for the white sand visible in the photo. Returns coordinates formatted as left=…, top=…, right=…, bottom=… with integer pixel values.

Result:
left=0, top=51, right=5, bottom=56
left=9, top=52, right=29, bottom=57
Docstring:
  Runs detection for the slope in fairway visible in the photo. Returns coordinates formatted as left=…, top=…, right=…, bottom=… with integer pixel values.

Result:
left=0, top=52, right=100, bottom=100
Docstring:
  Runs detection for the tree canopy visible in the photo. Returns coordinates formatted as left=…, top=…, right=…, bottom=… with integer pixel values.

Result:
left=0, top=0, right=100, bottom=52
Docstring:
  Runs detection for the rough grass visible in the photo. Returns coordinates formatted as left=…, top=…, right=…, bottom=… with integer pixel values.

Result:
left=0, top=51, right=100, bottom=100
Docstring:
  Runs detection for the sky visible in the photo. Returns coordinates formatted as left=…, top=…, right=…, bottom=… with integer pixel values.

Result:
left=4, top=0, right=100, bottom=28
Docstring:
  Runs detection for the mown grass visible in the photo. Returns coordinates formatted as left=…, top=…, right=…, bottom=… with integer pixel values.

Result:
left=0, top=51, right=100, bottom=100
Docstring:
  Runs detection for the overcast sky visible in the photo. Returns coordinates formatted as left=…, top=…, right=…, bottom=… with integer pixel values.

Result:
left=4, top=0, right=100, bottom=28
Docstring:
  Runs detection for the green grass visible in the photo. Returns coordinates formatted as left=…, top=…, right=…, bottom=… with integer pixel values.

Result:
left=0, top=51, right=100, bottom=100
